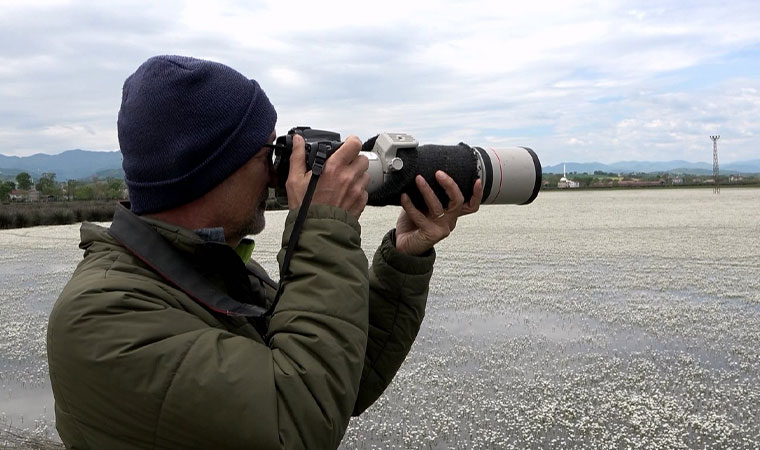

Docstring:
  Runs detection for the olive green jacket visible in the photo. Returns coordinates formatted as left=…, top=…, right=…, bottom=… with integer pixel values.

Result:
left=47, top=205, right=434, bottom=449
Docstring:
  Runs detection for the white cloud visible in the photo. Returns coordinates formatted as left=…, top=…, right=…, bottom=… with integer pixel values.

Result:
left=268, top=67, right=305, bottom=87
left=0, top=0, right=758, bottom=166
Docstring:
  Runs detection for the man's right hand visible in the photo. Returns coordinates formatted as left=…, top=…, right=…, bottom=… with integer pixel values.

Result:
left=285, top=134, right=370, bottom=219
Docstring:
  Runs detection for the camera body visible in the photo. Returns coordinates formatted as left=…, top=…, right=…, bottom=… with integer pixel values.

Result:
left=272, top=127, right=420, bottom=206
left=271, top=126, right=541, bottom=209
left=272, top=127, right=342, bottom=175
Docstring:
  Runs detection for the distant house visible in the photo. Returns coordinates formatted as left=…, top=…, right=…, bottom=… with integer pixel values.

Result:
left=671, top=177, right=683, bottom=185
left=9, top=189, right=25, bottom=201
left=9, top=188, right=40, bottom=202
left=558, top=178, right=580, bottom=189
left=729, top=175, right=744, bottom=182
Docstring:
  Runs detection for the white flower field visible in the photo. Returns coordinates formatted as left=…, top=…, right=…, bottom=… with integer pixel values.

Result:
left=2, top=188, right=759, bottom=449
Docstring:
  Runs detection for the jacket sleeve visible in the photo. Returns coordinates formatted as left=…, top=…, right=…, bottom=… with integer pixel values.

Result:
left=157, top=205, right=369, bottom=450
left=268, top=205, right=370, bottom=447
left=353, top=229, right=435, bottom=415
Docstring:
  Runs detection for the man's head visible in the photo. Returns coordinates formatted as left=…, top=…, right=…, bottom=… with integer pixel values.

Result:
left=117, top=55, right=277, bottom=216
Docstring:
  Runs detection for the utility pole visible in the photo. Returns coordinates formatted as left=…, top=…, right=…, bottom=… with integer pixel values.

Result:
left=710, top=135, right=720, bottom=194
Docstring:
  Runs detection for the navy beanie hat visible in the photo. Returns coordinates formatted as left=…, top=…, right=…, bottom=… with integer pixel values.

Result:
left=117, top=55, right=277, bottom=214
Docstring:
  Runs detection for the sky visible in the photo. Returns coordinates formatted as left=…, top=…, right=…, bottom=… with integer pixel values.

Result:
left=1, top=0, right=759, bottom=165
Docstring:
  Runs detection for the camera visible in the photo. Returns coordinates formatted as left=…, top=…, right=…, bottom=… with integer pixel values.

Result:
left=270, top=126, right=541, bottom=210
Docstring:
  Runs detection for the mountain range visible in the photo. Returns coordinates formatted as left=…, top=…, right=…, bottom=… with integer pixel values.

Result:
left=1, top=149, right=759, bottom=181
left=0, top=150, right=123, bottom=181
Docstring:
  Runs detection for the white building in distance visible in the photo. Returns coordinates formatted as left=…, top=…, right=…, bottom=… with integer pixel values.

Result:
left=557, top=164, right=580, bottom=189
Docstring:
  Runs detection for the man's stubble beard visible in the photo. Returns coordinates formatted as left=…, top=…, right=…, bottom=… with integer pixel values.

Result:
left=232, top=198, right=267, bottom=241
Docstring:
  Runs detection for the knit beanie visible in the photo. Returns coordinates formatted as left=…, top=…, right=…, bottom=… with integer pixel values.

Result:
left=117, top=55, right=277, bottom=214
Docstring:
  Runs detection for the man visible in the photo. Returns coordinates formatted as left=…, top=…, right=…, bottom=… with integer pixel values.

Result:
left=47, top=55, right=482, bottom=449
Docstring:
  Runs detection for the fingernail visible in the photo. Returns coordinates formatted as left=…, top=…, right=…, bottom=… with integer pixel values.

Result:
left=436, top=171, right=446, bottom=180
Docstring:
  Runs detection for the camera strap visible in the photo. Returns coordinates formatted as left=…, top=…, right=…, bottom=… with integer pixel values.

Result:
left=265, top=144, right=330, bottom=319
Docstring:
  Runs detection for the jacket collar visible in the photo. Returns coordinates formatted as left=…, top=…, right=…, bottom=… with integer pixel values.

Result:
left=106, top=202, right=268, bottom=318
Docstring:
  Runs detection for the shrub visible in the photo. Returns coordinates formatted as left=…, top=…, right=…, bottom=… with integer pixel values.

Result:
left=0, top=201, right=117, bottom=229
left=0, top=210, right=12, bottom=228
left=50, top=209, right=76, bottom=225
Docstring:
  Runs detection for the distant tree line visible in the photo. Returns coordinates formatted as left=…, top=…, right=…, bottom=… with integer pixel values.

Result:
left=3, top=169, right=759, bottom=203
left=541, top=171, right=760, bottom=189
left=0, top=171, right=127, bottom=203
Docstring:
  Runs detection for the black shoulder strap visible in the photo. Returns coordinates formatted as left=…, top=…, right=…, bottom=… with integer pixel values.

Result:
left=264, top=144, right=328, bottom=317
left=108, top=204, right=268, bottom=318
left=245, top=262, right=278, bottom=290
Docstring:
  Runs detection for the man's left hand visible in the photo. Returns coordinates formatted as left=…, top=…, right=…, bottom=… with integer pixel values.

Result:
left=395, top=171, right=483, bottom=256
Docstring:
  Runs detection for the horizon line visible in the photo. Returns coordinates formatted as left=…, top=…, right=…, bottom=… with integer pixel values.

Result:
left=1, top=149, right=757, bottom=167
